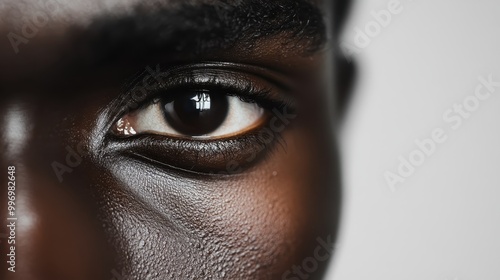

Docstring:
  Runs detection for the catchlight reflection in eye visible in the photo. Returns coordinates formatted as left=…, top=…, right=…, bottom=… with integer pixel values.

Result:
left=192, top=92, right=211, bottom=110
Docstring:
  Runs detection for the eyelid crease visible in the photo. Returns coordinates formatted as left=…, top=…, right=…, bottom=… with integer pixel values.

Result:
left=128, top=151, right=244, bottom=178
left=125, top=62, right=297, bottom=98
left=167, top=62, right=298, bottom=90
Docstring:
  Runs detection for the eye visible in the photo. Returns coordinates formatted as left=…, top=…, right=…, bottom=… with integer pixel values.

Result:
left=113, top=88, right=266, bottom=139
left=106, top=64, right=296, bottom=174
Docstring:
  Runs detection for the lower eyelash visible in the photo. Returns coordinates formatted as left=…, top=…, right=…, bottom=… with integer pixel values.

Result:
left=105, top=123, right=287, bottom=176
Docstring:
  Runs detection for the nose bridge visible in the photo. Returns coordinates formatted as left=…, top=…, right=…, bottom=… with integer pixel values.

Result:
left=0, top=101, right=113, bottom=280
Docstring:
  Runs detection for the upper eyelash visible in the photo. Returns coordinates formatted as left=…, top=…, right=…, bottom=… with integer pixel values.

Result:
left=150, top=80, right=277, bottom=109
left=126, top=71, right=294, bottom=113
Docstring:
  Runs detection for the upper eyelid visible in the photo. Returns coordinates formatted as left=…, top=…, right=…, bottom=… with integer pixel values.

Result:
left=125, top=62, right=296, bottom=94
left=114, top=63, right=296, bottom=114
left=148, top=73, right=275, bottom=104
left=169, top=62, right=297, bottom=90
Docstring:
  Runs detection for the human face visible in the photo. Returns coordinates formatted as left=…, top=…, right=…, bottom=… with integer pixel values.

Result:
left=0, top=0, right=340, bottom=279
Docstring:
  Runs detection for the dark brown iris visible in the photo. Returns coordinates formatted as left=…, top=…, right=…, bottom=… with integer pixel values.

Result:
left=162, top=90, right=229, bottom=136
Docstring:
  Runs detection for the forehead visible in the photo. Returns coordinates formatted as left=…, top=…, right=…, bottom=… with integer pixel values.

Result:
left=0, top=0, right=326, bottom=86
left=0, top=0, right=325, bottom=53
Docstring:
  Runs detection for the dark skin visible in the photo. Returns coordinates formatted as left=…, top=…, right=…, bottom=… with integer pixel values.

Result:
left=0, top=0, right=345, bottom=279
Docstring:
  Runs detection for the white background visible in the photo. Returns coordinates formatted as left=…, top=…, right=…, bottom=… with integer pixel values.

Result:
left=327, top=1, right=500, bottom=280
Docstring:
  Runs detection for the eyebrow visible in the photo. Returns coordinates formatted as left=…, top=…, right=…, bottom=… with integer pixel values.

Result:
left=68, top=0, right=326, bottom=68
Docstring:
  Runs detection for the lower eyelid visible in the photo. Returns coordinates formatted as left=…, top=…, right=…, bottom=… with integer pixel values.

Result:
left=105, top=127, right=283, bottom=175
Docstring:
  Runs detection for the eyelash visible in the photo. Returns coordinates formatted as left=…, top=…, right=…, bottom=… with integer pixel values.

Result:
left=126, top=72, right=293, bottom=114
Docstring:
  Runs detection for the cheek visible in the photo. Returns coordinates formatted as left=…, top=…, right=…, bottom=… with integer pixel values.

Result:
left=95, top=129, right=333, bottom=279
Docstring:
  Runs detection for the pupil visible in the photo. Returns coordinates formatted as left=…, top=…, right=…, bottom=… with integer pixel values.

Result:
left=162, top=90, right=229, bottom=136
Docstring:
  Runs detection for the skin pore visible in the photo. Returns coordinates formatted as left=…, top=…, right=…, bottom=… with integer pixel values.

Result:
left=0, top=0, right=342, bottom=279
